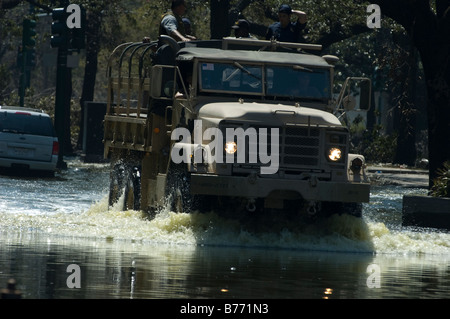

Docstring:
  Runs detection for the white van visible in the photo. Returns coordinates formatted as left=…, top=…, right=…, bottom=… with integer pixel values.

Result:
left=0, top=106, right=59, bottom=175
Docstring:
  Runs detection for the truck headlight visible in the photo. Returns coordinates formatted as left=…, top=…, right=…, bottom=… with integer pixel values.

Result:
left=328, top=147, right=342, bottom=161
left=225, top=141, right=237, bottom=154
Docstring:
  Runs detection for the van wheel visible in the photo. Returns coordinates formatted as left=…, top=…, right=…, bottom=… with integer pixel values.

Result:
left=123, top=166, right=141, bottom=211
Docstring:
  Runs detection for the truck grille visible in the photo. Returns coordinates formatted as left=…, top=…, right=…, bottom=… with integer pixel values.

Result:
left=281, top=126, right=320, bottom=167
left=224, top=124, right=323, bottom=171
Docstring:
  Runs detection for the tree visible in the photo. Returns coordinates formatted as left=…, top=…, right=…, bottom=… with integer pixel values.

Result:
left=370, top=0, right=450, bottom=188
left=76, top=1, right=104, bottom=150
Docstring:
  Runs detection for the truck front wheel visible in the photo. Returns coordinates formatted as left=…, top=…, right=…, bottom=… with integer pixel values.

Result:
left=123, top=165, right=141, bottom=211
left=165, top=163, right=197, bottom=213
left=322, top=201, right=363, bottom=218
left=108, top=162, right=125, bottom=208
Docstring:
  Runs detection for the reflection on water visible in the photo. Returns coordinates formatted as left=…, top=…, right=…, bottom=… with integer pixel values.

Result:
left=1, top=160, right=450, bottom=299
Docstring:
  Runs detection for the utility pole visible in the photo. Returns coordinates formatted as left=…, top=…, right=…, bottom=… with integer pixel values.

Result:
left=50, top=3, right=85, bottom=169
left=51, top=6, right=69, bottom=169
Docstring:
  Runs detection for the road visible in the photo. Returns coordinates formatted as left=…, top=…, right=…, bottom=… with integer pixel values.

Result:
left=367, top=165, right=429, bottom=188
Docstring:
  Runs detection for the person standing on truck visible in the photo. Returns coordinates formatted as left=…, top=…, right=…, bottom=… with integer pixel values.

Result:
left=159, top=0, right=196, bottom=42
left=265, top=4, right=307, bottom=43
left=231, top=19, right=256, bottom=38
left=182, top=18, right=192, bottom=35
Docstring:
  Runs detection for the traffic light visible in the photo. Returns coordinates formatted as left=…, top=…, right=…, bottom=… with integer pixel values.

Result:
left=22, top=19, right=36, bottom=48
left=26, top=48, right=36, bottom=67
left=51, top=8, right=68, bottom=48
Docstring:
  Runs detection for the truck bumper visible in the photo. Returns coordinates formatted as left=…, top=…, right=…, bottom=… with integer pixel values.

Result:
left=190, top=173, right=370, bottom=203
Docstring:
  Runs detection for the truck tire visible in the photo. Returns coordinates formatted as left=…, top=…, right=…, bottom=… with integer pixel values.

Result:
left=342, top=202, right=363, bottom=218
left=322, top=201, right=362, bottom=218
left=165, top=163, right=195, bottom=213
left=108, top=162, right=126, bottom=208
left=123, top=165, right=141, bottom=211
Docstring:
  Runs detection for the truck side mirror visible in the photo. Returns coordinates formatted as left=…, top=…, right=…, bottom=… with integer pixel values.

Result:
left=343, top=95, right=356, bottom=111
left=359, top=79, right=371, bottom=110
left=151, top=65, right=177, bottom=99
left=150, top=66, right=163, bottom=98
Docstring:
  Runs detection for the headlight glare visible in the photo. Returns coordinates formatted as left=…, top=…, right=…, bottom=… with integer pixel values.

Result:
left=328, top=147, right=342, bottom=161
left=225, top=141, right=237, bottom=154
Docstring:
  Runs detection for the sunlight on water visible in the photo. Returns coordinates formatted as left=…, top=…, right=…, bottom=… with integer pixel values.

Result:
left=2, top=187, right=450, bottom=257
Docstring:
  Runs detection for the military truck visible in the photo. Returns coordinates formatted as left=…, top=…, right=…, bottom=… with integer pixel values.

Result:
left=103, top=36, right=371, bottom=218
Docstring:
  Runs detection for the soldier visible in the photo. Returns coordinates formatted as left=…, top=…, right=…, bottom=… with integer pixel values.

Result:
left=182, top=17, right=192, bottom=36
left=231, top=19, right=256, bottom=39
left=159, top=0, right=196, bottom=42
left=265, top=4, right=307, bottom=43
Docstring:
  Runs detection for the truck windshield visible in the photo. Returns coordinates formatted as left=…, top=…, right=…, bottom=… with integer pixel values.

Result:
left=200, top=62, right=263, bottom=95
left=266, top=66, right=331, bottom=100
left=198, top=61, right=331, bottom=100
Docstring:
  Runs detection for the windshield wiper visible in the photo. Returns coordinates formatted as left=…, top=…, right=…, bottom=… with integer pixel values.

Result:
left=293, top=65, right=314, bottom=73
left=233, top=62, right=262, bottom=81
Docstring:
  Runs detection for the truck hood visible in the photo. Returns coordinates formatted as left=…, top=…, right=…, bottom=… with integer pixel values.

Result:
left=197, top=101, right=342, bottom=127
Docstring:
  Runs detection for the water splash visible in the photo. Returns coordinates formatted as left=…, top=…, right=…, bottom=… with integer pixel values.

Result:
left=2, top=189, right=450, bottom=256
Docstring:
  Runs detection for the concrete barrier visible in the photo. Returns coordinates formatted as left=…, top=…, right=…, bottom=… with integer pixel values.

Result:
left=402, top=195, right=450, bottom=230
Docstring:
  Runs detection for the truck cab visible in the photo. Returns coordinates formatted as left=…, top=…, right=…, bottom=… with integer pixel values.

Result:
left=103, top=37, right=371, bottom=218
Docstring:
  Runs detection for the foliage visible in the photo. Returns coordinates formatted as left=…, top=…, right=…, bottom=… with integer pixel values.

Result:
left=350, top=124, right=397, bottom=164
left=0, top=0, right=417, bottom=158
left=0, top=0, right=387, bottom=103
left=430, top=161, right=450, bottom=198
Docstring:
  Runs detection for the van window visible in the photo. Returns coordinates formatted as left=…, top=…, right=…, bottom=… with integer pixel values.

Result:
left=0, top=112, right=55, bottom=137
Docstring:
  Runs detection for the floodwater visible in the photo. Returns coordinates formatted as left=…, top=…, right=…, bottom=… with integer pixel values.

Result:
left=1, top=159, right=450, bottom=301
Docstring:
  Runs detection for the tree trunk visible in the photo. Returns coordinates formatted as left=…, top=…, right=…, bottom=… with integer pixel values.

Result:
left=210, top=0, right=230, bottom=39
left=393, top=40, right=418, bottom=167
left=421, top=45, right=450, bottom=188
left=64, top=68, right=74, bottom=155
left=413, top=8, right=450, bottom=188
left=372, top=0, right=450, bottom=188
left=77, top=10, right=102, bottom=150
